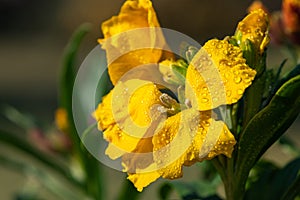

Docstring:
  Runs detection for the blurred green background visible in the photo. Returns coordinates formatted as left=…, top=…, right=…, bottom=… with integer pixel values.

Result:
left=1, top=0, right=299, bottom=199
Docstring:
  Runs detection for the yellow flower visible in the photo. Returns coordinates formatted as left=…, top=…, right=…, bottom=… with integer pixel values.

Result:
left=235, top=8, right=270, bottom=53
left=99, top=0, right=168, bottom=85
left=93, top=0, right=257, bottom=192
left=186, top=39, right=256, bottom=111
left=55, top=108, right=69, bottom=133
left=93, top=39, right=256, bottom=191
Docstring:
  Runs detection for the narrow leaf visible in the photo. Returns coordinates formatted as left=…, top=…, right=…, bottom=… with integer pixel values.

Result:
left=236, top=75, right=300, bottom=191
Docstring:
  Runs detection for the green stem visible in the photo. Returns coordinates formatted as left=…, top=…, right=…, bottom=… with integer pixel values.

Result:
left=223, top=157, right=245, bottom=200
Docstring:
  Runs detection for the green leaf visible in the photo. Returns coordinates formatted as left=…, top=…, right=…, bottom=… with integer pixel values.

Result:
left=59, top=23, right=91, bottom=109
left=171, top=63, right=187, bottom=85
left=59, top=24, right=105, bottom=200
left=58, top=23, right=90, bottom=155
left=245, top=158, right=300, bottom=200
left=236, top=75, right=300, bottom=192
left=278, top=64, right=300, bottom=90
left=281, top=175, right=300, bottom=200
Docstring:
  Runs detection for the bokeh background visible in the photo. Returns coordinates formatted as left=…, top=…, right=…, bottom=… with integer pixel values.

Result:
left=1, top=0, right=299, bottom=199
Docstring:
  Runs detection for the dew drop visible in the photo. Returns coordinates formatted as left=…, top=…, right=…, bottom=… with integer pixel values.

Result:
left=204, top=121, right=210, bottom=127
left=234, top=76, right=242, bottom=83
left=237, top=89, right=243, bottom=95
left=217, top=44, right=223, bottom=49
left=202, top=98, right=209, bottom=103
left=202, top=86, right=208, bottom=91
left=233, top=70, right=239, bottom=75
left=244, top=78, right=252, bottom=83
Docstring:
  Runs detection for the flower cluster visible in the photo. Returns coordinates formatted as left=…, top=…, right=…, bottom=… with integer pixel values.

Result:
left=93, top=0, right=269, bottom=192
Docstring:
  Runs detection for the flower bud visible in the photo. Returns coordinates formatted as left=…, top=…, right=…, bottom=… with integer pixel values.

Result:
left=235, top=9, right=270, bottom=54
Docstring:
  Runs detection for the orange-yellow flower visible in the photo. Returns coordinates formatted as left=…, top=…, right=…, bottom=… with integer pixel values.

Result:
left=93, top=0, right=258, bottom=192
left=235, top=8, right=270, bottom=53
left=99, top=0, right=167, bottom=85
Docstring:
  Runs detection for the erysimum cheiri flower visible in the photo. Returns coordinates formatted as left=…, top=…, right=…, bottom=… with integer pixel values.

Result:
left=93, top=0, right=260, bottom=192
left=235, top=8, right=269, bottom=54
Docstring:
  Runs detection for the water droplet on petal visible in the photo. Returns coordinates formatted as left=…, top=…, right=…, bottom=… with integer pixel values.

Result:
left=202, top=86, right=208, bottom=91
left=234, top=77, right=242, bottom=83
left=237, top=89, right=243, bottom=95
left=202, top=98, right=209, bottom=103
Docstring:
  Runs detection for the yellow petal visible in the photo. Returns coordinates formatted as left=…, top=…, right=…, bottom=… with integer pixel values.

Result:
left=93, top=91, right=115, bottom=131
left=185, top=39, right=256, bottom=111
left=247, top=1, right=269, bottom=14
left=100, top=0, right=160, bottom=39
left=236, top=8, right=270, bottom=53
left=99, top=0, right=167, bottom=85
left=152, top=109, right=236, bottom=180
left=127, top=170, right=161, bottom=192
left=204, top=125, right=236, bottom=159
left=93, top=79, right=164, bottom=159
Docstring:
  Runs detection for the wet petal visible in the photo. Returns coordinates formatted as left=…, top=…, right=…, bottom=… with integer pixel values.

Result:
left=186, top=39, right=256, bottom=111
left=99, top=0, right=167, bottom=85
left=152, top=109, right=236, bottom=180
left=93, top=79, right=165, bottom=159
left=127, top=169, right=161, bottom=192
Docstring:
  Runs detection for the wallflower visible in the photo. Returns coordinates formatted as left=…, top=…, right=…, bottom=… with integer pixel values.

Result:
left=94, top=0, right=258, bottom=191
left=235, top=8, right=270, bottom=53
left=99, top=0, right=168, bottom=85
